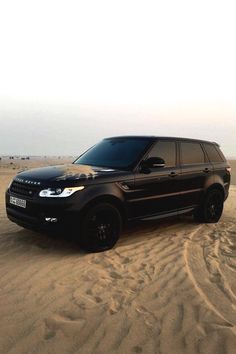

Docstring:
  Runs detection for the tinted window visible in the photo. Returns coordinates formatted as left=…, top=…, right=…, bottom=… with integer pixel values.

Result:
left=181, top=142, right=205, bottom=164
left=74, top=138, right=151, bottom=170
left=204, top=144, right=224, bottom=162
left=147, top=141, right=176, bottom=167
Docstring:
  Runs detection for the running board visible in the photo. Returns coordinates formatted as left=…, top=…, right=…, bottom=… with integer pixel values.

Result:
left=140, top=207, right=195, bottom=221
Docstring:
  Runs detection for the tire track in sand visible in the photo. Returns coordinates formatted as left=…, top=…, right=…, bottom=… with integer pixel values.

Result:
left=184, top=223, right=236, bottom=330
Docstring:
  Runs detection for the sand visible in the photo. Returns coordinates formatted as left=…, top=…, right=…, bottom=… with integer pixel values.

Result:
left=0, top=158, right=236, bottom=354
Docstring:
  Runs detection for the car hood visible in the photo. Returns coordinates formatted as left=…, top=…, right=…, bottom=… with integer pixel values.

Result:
left=14, top=164, right=128, bottom=186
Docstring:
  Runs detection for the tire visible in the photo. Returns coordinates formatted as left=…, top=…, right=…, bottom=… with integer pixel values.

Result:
left=78, top=203, right=123, bottom=252
left=193, top=189, right=224, bottom=223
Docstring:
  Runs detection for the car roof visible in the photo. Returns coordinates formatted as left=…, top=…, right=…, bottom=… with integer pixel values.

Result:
left=105, top=135, right=219, bottom=146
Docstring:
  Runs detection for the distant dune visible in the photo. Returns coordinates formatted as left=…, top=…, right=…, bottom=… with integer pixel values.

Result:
left=1, top=157, right=236, bottom=185
left=0, top=158, right=236, bottom=354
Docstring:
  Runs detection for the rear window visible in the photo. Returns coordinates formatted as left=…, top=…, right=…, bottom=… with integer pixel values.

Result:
left=181, top=142, right=205, bottom=165
left=204, top=143, right=224, bottom=163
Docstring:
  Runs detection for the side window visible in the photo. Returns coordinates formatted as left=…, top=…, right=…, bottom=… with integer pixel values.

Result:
left=181, top=142, right=205, bottom=165
left=204, top=143, right=224, bottom=163
left=147, top=141, right=176, bottom=167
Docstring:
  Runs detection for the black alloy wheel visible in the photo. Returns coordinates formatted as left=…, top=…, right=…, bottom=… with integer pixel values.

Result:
left=79, top=203, right=122, bottom=252
left=194, top=189, right=224, bottom=223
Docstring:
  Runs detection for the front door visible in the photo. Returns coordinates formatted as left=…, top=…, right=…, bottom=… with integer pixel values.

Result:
left=129, top=140, right=182, bottom=218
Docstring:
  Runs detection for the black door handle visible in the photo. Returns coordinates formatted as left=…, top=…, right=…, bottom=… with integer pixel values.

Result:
left=169, top=171, right=178, bottom=177
left=203, top=168, right=210, bottom=173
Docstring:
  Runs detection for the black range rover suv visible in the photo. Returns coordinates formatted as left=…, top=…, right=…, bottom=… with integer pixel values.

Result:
left=6, top=136, right=231, bottom=252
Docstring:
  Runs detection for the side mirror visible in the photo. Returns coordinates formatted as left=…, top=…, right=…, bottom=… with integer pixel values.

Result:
left=140, top=157, right=165, bottom=173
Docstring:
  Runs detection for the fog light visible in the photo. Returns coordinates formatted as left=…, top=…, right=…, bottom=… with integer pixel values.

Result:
left=45, top=217, right=58, bottom=223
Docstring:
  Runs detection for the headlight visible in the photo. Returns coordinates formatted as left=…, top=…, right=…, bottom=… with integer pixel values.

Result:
left=39, top=186, right=84, bottom=198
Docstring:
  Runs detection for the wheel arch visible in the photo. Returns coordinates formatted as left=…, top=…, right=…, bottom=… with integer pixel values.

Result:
left=80, top=194, right=127, bottom=224
left=205, top=183, right=225, bottom=199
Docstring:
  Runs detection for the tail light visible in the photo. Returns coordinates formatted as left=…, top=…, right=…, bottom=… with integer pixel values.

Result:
left=226, top=167, right=231, bottom=173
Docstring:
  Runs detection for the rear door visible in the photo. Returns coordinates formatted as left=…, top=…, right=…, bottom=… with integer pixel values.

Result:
left=178, top=141, right=213, bottom=209
left=130, top=140, right=182, bottom=218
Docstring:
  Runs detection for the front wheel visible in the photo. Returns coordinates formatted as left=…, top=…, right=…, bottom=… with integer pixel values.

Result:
left=193, top=189, right=224, bottom=223
left=78, top=203, right=123, bottom=252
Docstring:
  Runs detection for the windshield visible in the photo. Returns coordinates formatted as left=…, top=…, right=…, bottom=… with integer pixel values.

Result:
left=74, top=138, right=152, bottom=170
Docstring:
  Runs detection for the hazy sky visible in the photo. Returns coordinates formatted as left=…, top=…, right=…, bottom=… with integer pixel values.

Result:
left=0, top=1, right=236, bottom=156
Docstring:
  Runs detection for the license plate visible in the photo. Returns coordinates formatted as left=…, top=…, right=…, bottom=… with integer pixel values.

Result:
left=10, top=196, right=26, bottom=209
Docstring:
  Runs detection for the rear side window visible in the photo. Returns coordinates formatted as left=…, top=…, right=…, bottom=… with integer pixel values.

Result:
left=204, top=143, right=224, bottom=162
left=181, top=142, right=205, bottom=165
left=147, top=141, right=176, bottom=167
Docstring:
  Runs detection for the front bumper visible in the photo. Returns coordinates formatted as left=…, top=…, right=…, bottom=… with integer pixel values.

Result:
left=5, top=190, right=79, bottom=233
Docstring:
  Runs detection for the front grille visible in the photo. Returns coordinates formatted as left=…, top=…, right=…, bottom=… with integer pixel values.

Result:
left=10, top=180, right=41, bottom=198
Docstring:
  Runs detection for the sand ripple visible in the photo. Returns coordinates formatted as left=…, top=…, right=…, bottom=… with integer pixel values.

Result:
left=0, top=171, right=236, bottom=354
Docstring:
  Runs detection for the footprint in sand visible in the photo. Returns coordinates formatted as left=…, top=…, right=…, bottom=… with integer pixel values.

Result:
left=44, top=311, right=85, bottom=340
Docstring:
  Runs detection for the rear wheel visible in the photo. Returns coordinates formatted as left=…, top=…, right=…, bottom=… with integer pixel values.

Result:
left=79, top=203, right=122, bottom=252
left=194, top=189, right=224, bottom=223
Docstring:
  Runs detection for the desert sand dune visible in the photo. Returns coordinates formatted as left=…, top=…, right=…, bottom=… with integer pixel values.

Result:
left=0, top=160, right=236, bottom=354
